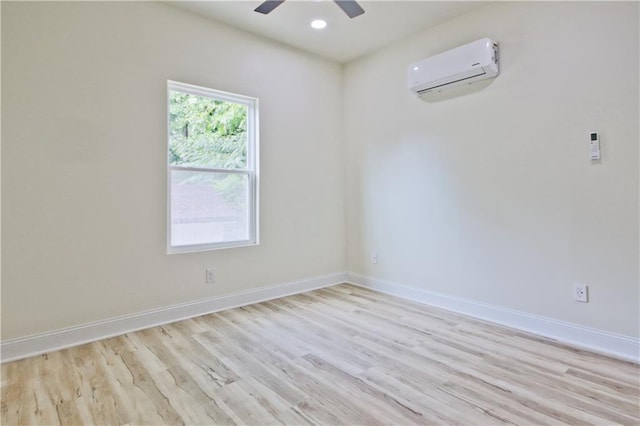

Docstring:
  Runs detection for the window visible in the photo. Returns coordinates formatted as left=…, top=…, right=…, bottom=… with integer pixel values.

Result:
left=167, top=81, right=258, bottom=253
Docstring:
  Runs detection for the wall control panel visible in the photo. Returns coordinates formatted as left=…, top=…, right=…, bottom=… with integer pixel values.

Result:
left=590, top=132, right=600, bottom=160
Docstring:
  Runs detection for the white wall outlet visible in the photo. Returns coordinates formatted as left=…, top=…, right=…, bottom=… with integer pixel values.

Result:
left=206, top=268, right=215, bottom=284
left=371, top=251, right=378, bottom=264
left=573, top=284, right=588, bottom=302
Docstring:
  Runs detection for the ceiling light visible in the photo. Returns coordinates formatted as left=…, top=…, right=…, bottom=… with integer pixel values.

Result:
left=311, top=19, right=327, bottom=30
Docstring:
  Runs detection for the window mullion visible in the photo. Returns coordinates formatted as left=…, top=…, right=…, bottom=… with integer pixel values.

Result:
left=169, top=165, right=251, bottom=175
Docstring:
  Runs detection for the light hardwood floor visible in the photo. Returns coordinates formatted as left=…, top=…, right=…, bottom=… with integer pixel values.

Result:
left=2, top=284, right=639, bottom=425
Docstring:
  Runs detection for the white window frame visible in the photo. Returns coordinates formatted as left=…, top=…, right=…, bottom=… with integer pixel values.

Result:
left=167, top=80, right=259, bottom=253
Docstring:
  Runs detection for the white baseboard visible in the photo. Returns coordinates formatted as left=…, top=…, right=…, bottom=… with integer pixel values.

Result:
left=3, top=271, right=638, bottom=364
left=346, top=273, right=640, bottom=364
left=0, top=272, right=348, bottom=363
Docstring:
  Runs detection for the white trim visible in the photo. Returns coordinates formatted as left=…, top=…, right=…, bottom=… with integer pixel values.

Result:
left=346, top=273, right=640, bottom=364
left=167, top=80, right=257, bottom=106
left=0, top=272, right=348, bottom=363
left=3, top=271, right=637, bottom=364
left=170, top=166, right=252, bottom=174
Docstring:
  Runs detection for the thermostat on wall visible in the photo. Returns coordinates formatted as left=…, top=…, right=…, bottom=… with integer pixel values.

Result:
left=590, top=131, right=600, bottom=160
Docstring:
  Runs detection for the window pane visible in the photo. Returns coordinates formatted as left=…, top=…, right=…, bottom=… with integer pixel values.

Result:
left=171, top=170, right=249, bottom=247
left=169, top=91, right=247, bottom=169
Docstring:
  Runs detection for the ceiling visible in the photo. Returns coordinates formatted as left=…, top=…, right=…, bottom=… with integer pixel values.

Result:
left=169, top=1, right=490, bottom=63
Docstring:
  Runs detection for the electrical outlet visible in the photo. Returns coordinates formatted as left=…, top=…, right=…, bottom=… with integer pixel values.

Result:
left=206, top=268, right=215, bottom=284
left=371, top=251, right=378, bottom=264
left=573, top=284, right=588, bottom=302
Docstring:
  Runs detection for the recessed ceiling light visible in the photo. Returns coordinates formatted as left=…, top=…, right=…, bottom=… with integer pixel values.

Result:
left=311, top=19, right=327, bottom=30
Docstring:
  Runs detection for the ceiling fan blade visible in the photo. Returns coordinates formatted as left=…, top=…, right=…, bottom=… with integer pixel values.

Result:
left=254, top=1, right=285, bottom=15
left=334, top=0, right=365, bottom=18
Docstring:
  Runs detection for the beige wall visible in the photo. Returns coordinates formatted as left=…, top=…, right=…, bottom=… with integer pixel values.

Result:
left=344, top=2, right=639, bottom=337
left=3, top=1, right=639, bottom=342
left=1, top=2, right=345, bottom=339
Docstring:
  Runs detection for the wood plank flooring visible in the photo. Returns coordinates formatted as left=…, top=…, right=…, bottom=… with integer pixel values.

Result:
left=2, top=284, right=639, bottom=425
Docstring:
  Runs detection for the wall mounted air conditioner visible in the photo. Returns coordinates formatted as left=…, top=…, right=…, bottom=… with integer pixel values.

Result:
left=408, top=38, right=499, bottom=98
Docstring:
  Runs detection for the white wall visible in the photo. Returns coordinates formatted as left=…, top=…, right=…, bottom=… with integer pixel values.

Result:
left=3, top=1, right=638, bottom=345
left=1, top=2, right=345, bottom=339
left=344, top=2, right=639, bottom=337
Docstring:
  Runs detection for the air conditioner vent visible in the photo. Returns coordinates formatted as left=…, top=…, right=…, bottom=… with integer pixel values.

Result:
left=408, top=38, right=499, bottom=99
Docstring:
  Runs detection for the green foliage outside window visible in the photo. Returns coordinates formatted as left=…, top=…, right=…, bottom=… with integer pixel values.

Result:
left=169, top=91, right=249, bottom=208
left=169, top=92, right=247, bottom=168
